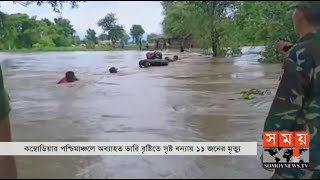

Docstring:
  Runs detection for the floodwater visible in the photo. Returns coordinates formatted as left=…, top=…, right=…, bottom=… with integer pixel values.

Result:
left=0, top=51, right=281, bottom=179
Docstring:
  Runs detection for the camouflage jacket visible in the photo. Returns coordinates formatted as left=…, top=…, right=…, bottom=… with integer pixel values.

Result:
left=263, top=29, right=320, bottom=169
left=0, top=65, right=10, bottom=119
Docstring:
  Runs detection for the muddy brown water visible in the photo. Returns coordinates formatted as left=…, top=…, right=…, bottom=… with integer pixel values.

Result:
left=1, top=51, right=280, bottom=179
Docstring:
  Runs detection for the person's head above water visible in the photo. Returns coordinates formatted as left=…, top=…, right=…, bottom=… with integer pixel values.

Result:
left=109, top=67, right=118, bottom=74
left=65, top=71, right=78, bottom=82
left=144, top=61, right=151, bottom=68
left=173, top=55, right=178, bottom=61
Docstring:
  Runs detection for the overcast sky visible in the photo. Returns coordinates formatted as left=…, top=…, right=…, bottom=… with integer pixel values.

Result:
left=0, top=1, right=164, bottom=39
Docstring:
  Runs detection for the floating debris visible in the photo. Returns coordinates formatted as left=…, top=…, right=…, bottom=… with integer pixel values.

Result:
left=240, top=88, right=271, bottom=100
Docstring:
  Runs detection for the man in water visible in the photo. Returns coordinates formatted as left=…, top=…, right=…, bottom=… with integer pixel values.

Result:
left=180, top=46, right=184, bottom=52
left=165, top=55, right=179, bottom=62
left=139, top=59, right=168, bottom=68
left=0, top=66, right=17, bottom=179
left=57, top=71, right=79, bottom=84
left=173, top=55, right=178, bottom=61
left=109, top=67, right=118, bottom=74
left=146, top=51, right=162, bottom=60
left=143, top=61, right=151, bottom=68
left=262, top=1, right=320, bottom=179
left=139, top=60, right=150, bottom=68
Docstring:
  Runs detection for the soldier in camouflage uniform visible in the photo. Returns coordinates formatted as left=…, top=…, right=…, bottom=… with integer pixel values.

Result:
left=0, top=67, right=10, bottom=119
left=0, top=66, right=17, bottom=178
left=263, top=1, right=320, bottom=179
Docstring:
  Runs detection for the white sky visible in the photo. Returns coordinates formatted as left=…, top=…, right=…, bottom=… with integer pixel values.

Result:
left=0, top=1, right=164, bottom=39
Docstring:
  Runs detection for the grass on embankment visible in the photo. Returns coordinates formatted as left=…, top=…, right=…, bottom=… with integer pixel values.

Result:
left=0, top=45, right=141, bottom=53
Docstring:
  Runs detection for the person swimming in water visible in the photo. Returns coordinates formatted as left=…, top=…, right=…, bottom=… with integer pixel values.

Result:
left=57, top=71, right=78, bottom=84
left=146, top=51, right=162, bottom=59
left=109, top=67, right=118, bottom=74
left=165, top=55, right=179, bottom=62
left=139, top=59, right=168, bottom=68
left=139, top=60, right=151, bottom=68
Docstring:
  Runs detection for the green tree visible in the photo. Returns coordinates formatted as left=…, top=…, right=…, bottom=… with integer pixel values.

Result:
left=97, top=13, right=117, bottom=33
left=189, top=1, right=236, bottom=56
left=120, top=32, right=130, bottom=45
left=0, top=1, right=85, bottom=50
left=85, top=28, right=98, bottom=44
left=51, top=17, right=75, bottom=47
left=233, top=1, right=296, bottom=62
left=72, top=35, right=81, bottom=45
left=130, top=24, right=145, bottom=44
left=98, top=33, right=108, bottom=41
left=108, top=25, right=125, bottom=44
left=36, top=36, right=55, bottom=48
left=54, top=17, right=76, bottom=36
left=0, top=13, right=19, bottom=49
left=17, top=15, right=40, bottom=49
left=161, top=1, right=296, bottom=61
left=147, top=33, right=158, bottom=43
left=13, top=1, right=85, bottom=13
left=162, top=2, right=192, bottom=39
left=97, top=13, right=125, bottom=44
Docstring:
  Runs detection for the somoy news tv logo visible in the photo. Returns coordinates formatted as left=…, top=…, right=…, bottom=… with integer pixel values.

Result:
left=263, top=131, right=310, bottom=169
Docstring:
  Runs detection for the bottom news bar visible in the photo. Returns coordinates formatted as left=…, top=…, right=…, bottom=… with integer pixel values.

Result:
left=263, top=163, right=309, bottom=169
left=0, top=142, right=257, bottom=156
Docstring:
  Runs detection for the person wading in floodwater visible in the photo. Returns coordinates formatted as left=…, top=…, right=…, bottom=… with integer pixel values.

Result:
left=57, top=71, right=79, bottom=84
left=0, top=66, right=17, bottom=179
left=261, top=1, right=320, bottom=179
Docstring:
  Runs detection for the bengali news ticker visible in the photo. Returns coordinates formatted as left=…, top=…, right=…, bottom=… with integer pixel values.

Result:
left=0, top=142, right=257, bottom=156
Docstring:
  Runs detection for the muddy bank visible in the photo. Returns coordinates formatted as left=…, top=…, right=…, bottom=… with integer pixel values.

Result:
left=0, top=51, right=279, bottom=178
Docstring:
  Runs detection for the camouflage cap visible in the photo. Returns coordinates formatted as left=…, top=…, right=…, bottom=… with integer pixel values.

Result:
left=290, top=1, right=320, bottom=10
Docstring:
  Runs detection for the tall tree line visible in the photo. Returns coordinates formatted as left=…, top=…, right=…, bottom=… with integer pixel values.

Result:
left=0, top=11, right=146, bottom=50
left=0, top=12, right=81, bottom=50
left=161, top=1, right=296, bottom=63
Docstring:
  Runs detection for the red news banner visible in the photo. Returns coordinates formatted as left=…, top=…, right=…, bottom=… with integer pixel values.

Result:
left=263, top=131, right=310, bottom=169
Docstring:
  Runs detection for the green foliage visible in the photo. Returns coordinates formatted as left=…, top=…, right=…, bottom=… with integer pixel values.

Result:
left=130, top=24, right=145, bottom=44
left=2, top=44, right=141, bottom=52
left=108, top=25, right=125, bottom=44
left=240, top=88, right=271, bottom=100
left=162, top=1, right=235, bottom=56
left=0, top=10, right=80, bottom=50
left=161, top=1, right=298, bottom=62
left=97, top=13, right=126, bottom=44
left=14, top=1, right=85, bottom=13
left=85, top=41, right=96, bottom=49
left=162, top=2, right=194, bottom=39
left=0, top=1, right=84, bottom=50
left=241, top=91, right=254, bottom=100
left=98, top=33, right=108, bottom=41
left=147, top=33, right=158, bottom=43
left=234, top=1, right=297, bottom=63
left=85, top=28, right=98, bottom=45
left=72, top=35, right=81, bottom=45
left=120, top=33, right=130, bottom=45
left=38, top=36, right=55, bottom=47
left=98, top=13, right=117, bottom=32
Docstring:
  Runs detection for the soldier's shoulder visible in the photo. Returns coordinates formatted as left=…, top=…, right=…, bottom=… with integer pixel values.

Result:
left=288, top=34, right=320, bottom=61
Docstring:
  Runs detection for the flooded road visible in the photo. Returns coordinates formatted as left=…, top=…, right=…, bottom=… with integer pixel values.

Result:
left=1, top=51, right=280, bottom=179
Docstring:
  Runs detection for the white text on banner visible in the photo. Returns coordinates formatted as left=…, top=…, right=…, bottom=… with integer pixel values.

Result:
left=0, top=142, right=257, bottom=156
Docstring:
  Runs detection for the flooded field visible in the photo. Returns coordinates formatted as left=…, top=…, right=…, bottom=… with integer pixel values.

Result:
left=0, top=51, right=280, bottom=178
